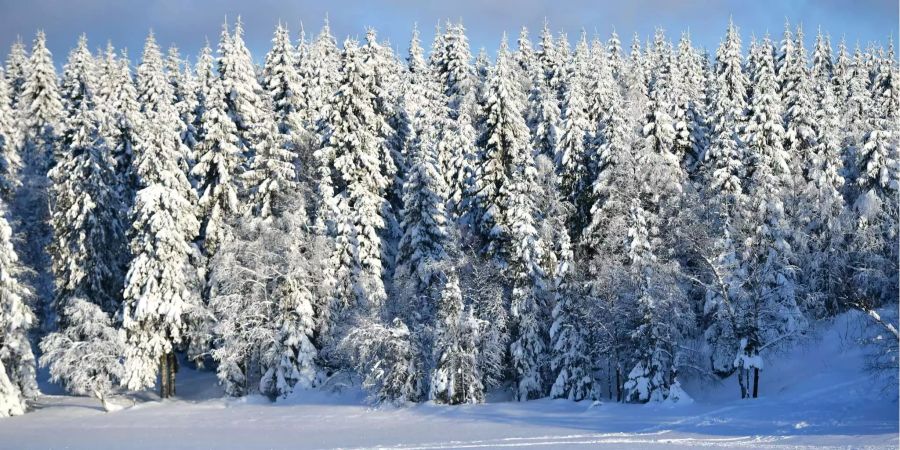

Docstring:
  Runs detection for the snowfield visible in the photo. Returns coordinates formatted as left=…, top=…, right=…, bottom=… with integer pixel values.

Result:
left=1, top=311, right=896, bottom=449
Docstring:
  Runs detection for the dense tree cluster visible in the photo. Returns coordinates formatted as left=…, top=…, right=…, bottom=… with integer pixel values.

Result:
left=0, top=18, right=896, bottom=414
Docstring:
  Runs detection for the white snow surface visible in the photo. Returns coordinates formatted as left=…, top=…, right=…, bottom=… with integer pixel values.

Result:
left=1, top=311, right=896, bottom=449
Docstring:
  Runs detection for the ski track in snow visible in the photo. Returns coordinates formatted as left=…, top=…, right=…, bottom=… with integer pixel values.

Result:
left=338, top=432, right=772, bottom=449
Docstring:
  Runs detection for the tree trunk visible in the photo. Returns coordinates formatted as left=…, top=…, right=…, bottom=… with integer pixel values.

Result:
left=752, top=367, right=759, bottom=398
left=95, top=390, right=110, bottom=412
left=615, top=367, right=622, bottom=403
left=607, top=359, right=613, bottom=400
left=159, top=353, right=169, bottom=399
left=737, top=367, right=747, bottom=399
left=168, top=353, right=178, bottom=397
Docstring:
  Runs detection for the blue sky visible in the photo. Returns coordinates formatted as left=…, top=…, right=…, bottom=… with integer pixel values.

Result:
left=0, top=0, right=896, bottom=65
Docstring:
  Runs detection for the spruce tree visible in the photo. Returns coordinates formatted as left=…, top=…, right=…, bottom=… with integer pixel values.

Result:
left=217, top=17, right=268, bottom=155
left=434, top=22, right=475, bottom=121
left=317, top=39, right=391, bottom=348
left=263, top=23, right=307, bottom=175
left=525, top=62, right=560, bottom=163
left=487, top=38, right=549, bottom=401
left=555, top=54, right=591, bottom=236
left=48, top=89, right=125, bottom=319
left=165, top=46, right=199, bottom=152
left=60, top=35, right=97, bottom=121
left=191, top=76, right=242, bottom=258
left=797, top=78, right=848, bottom=315
left=735, top=37, right=805, bottom=398
left=5, top=38, right=29, bottom=108
left=673, top=33, right=708, bottom=173
left=430, top=275, right=484, bottom=404
left=95, top=46, right=141, bottom=209
left=298, top=17, right=341, bottom=130
left=17, top=30, right=64, bottom=328
left=0, top=198, right=36, bottom=416
left=121, top=33, right=204, bottom=398
left=0, top=71, right=22, bottom=200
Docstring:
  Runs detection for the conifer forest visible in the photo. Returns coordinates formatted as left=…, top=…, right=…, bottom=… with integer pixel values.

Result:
left=0, top=7, right=897, bottom=449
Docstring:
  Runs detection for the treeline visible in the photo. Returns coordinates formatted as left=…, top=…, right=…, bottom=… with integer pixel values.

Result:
left=0, top=17, right=896, bottom=415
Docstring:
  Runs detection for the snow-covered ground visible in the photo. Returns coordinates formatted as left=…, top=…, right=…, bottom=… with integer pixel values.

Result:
left=1, top=311, right=896, bottom=449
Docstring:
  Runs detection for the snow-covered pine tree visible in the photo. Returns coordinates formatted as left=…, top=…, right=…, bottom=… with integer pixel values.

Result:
left=48, top=80, right=125, bottom=319
left=434, top=22, right=475, bottom=121
left=165, top=46, right=199, bottom=152
left=841, top=46, right=874, bottom=180
left=781, top=27, right=818, bottom=193
left=606, top=31, right=625, bottom=87
left=5, top=38, right=29, bottom=108
left=191, top=74, right=242, bottom=258
left=193, top=42, right=215, bottom=136
left=16, top=30, right=64, bottom=329
left=397, top=52, right=482, bottom=401
left=316, top=38, right=391, bottom=351
left=622, top=34, right=649, bottom=132
left=700, top=28, right=749, bottom=368
left=394, top=34, right=449, bottom=326
left=554, top=49, right=592, bottom=237
left=846, top=43, right=899, bottom=307
left=811, top=29, right=834, bottom=91
left=640, top=48, right=680, bottom=189
left=95, top=46, right=141, bottom=210
left=541, top=156, right=593, bottom=401
left=551, top=32, right=571, bottom=104
left=572, top=32, right=592, bottom=93
left=672, top=33, right=708, bottom=173
left=525, top=60, right=560, bottom=164
left=0, top=71, right=22, bottom=200
left=586, top=34, right=606, bottom=100
left=775, top=21, right=795, bottom=94
left=796, top=75, right=848, bottom=315
left=582, top=55, right=634, bottom=253
left=297, top=17, right=341, bottom=133
left=682, top=31, right=745, bottom=375
left=0, top=197, right=36, bottom=417
left=486, top=37, right=549, bottom=401
left=263, top=23, right=308, bottom=178
left=700, top=20, right=748, bottom=214
left=360, top=28, right=402, bottom=207
left=537, top=21, right=558, bottom=93
left=621, top=43, right=693, bottom=404
left=121, top=33, right=205, bottom=398
left=580, top=77, right=641, bottom=399
left=60, top=35, right=96, bottom=124
left=39, top=298, right=125, bottom=410
left=514, top=27, right=536, bottom=95
left=217, top=17, right=268, bottom=157
left=735, top=36, right=805, bottom=399
left=430, top=274, right=484, bottom=404
left=832, top=38, right=851, bottom=106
